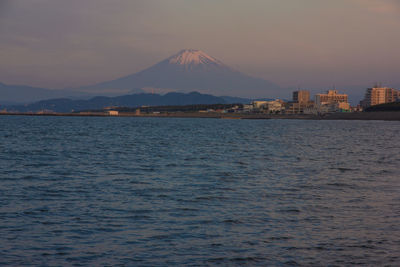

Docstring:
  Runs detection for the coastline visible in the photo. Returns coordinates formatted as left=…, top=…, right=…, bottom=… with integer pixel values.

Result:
left=2, top=111, right=400, bottom=121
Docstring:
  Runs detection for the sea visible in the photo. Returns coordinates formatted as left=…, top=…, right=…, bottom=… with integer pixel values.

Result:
left=0, top=115, right=399, bottom=266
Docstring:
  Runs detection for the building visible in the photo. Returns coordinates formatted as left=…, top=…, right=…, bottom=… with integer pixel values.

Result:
left=251, top=100, right=284, bottom=113
left=242, top=104, right=254, bottom=112
left=361, top=87, right=400, bottom=108
left=108, top=110, right=119, bottom=116
left=252, top=101, right=269, bottom=110
left=286, top=90, right=314, bottom=114
left=315, top=90, right=348, bottom=106
left=315, top=90, right=350, bottom=113
left=265, top=100, right=284, bottom=113
left=293, top=90, right=310, bottom=103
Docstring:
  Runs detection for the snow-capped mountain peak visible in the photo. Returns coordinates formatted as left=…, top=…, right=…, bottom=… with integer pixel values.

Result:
left=168, top=49, right=224, bottom=66
left=78, top=48, right=280, bottom=98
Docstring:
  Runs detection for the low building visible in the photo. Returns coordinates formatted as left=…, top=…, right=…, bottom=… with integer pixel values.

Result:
left=252, top=101, right=269, bottom=110
left=37, top=110, right=55, bottom=114
left=321, top=102, right=350, bottom=113
left=315, top=90, right=350, bottom=113
left=337, top=102, right=351, bottom=111
left=351, top=105, right=363, bottom=112
left=251, top=100, right=285, bottom=113
left=286, top=101, right=315, bottom=114
left=242, top=104, right=254, bottom=113
left=265, top=100, right=285, bottom=113
left=315, top=90, right=348, bottom=106
left=108, top=110, right=119, bottom=116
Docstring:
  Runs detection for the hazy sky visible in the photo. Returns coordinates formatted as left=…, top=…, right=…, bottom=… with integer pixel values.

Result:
left=1, top=0, right=400, bottom=90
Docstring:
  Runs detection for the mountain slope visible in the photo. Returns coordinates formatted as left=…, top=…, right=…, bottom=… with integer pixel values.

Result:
left=0, top=82, right=92, bottom=104
left=79, top=49, right=281, bottom=98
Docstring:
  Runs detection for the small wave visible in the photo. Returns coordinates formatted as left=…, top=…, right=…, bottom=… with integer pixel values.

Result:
left=326, top=182, right=357, bottom=189
left=41, top=221, right=59, bottom=225
left=328, top=167, right=359, bottom=173
left=195, top=195, right=227, bottom=201
left=217, top=171, right=234, bottom=177
left=207, top=256, right=265, bottom=263
left=276, top=208, right=301, bottom=213
left=222, top=219, right=242, bottom=224
left=266, top=236, right=293, bottom=241
left=178, top=208, right=199, bottom=211
left=165, top=163, right=178, bottom=167
left=230, top=257, right=265, bottom=263
left=284, top=260, right=300, bottom=266
left=94, top=227, right=121, bottom=233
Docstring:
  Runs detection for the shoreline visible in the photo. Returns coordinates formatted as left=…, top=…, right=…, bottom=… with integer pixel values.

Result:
left=2, top=111, right=400, bottom=121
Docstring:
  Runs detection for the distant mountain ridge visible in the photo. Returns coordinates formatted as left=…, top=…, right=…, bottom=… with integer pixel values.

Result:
left=0, top=82, right=92, bottom=104
left=6, top=92, right=228, bottom=113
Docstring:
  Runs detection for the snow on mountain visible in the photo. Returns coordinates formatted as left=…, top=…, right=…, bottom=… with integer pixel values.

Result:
left=168, top=49, right=224, bottom=68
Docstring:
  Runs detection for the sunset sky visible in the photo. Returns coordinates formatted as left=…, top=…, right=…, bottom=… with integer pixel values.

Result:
left=1, top=0, right=400, bottom=92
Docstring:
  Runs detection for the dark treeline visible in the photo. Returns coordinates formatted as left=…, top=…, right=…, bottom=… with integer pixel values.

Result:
left=6, top=92, right=228, bottom=113
left=110, top=104, right=243, bottom=113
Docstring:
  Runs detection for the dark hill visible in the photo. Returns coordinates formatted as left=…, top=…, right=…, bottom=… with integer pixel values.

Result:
left=365, top=102, right=400, bottom=112
left=7, top=92, right=226, bottom=113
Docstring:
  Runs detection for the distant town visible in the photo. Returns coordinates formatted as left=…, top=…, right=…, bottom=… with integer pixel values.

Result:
left=243, top=85, right=400, bottom=115
left=2, top=85, right=400, bottom=120
left=82, top=85, right=400, bottom=116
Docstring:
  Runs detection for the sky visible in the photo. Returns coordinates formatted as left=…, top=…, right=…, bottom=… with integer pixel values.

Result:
left=1, top=0, right=400, bottom=92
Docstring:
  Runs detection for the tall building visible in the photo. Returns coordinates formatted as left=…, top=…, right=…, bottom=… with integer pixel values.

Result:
left=293, top=90, right=310, bottom=103
left=361, top=87, right=400, bottom=108
left=286, top=90, right=314, bottom=114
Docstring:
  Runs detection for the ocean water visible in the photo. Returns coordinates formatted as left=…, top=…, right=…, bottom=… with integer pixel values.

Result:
left=0, top=115, right=399, bottom=266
